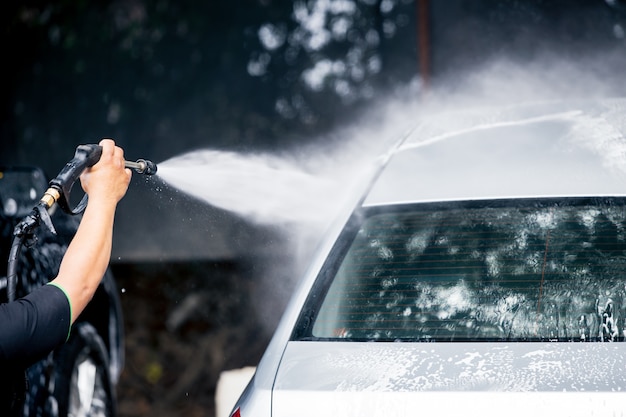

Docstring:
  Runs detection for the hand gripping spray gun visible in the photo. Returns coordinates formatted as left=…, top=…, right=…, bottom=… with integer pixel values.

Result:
left=5, top=144, right=157, bottom=303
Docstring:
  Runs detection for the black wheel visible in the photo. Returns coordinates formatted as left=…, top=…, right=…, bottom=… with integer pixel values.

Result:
left=51, top=322, right=117, bottom=417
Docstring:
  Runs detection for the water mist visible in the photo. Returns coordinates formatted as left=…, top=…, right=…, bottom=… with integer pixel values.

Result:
left=146, top=49, right=626, bottom=337
left=156, top=149, right=345, bottom=227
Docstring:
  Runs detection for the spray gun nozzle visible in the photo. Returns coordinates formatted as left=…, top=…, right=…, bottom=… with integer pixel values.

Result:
left=125, top=159, right=157, bottom=175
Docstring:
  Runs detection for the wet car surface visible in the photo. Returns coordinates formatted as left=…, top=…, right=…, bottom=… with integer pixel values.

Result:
left=230, top=98, right=626, bottom=417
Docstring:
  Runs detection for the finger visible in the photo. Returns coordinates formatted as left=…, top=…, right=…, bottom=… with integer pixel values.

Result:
left=113, top=143, right=125, bottom=161
left=99, top=138, right=116, bottom=157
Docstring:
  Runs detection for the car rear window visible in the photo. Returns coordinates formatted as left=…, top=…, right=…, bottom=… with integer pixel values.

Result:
left=295, top=198, right=626, bottom=342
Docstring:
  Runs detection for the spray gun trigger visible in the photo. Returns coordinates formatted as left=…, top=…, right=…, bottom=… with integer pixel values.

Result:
left=37, top=205, right=57, bottom=235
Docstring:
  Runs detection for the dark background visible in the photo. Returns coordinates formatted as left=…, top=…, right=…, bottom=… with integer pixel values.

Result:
left=2, top=1, right=626, bottom=415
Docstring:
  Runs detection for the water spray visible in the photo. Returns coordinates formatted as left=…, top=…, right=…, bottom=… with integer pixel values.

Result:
left=5, top=143, right=157, bottom=303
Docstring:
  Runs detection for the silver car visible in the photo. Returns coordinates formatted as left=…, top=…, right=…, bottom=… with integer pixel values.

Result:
left=230, top=98, right=626, bottom=417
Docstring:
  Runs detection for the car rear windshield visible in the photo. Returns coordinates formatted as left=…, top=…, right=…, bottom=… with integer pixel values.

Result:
left=295, top=198, right=626, bottom=342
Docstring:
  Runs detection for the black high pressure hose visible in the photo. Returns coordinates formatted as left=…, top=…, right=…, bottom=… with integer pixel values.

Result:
left=6, top=228, right=26, bottom=304
left=5, top=144, right=157, bottom=303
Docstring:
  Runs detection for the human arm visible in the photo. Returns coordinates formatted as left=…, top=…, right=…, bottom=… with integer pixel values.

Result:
left=49, top=138, right=131, bottom=324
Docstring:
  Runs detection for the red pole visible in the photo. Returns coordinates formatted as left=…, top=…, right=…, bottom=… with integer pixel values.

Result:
left=416, top=0, right=431, bottom=89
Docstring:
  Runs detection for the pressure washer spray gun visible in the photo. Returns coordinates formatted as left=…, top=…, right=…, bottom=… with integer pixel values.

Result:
left=5, top=143, right=157, bottom=302
left=39, top=144, right=157, bottom=216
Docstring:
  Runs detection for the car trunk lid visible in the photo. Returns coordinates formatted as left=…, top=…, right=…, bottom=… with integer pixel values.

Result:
left=272, top=341, right=626, bottom=416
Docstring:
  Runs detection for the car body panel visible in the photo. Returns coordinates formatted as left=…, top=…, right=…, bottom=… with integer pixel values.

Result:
left=270, top=342, right=626, bottom=417
left=272, top=341, right=626, bottom=416
left=365, top=108, right=626, bottom=207
left=274, top=390, right=624, bottom=417
left=231, top=98, right=626, bottom=417
left=275, top=341, right=626, bottom=391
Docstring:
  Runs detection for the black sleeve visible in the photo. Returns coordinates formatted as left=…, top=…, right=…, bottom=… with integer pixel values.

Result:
left=0, top=284, right=71, bottom=368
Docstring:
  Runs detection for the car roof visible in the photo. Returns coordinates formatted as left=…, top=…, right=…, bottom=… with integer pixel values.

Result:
left=363, top=99, right=626, bottom=206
